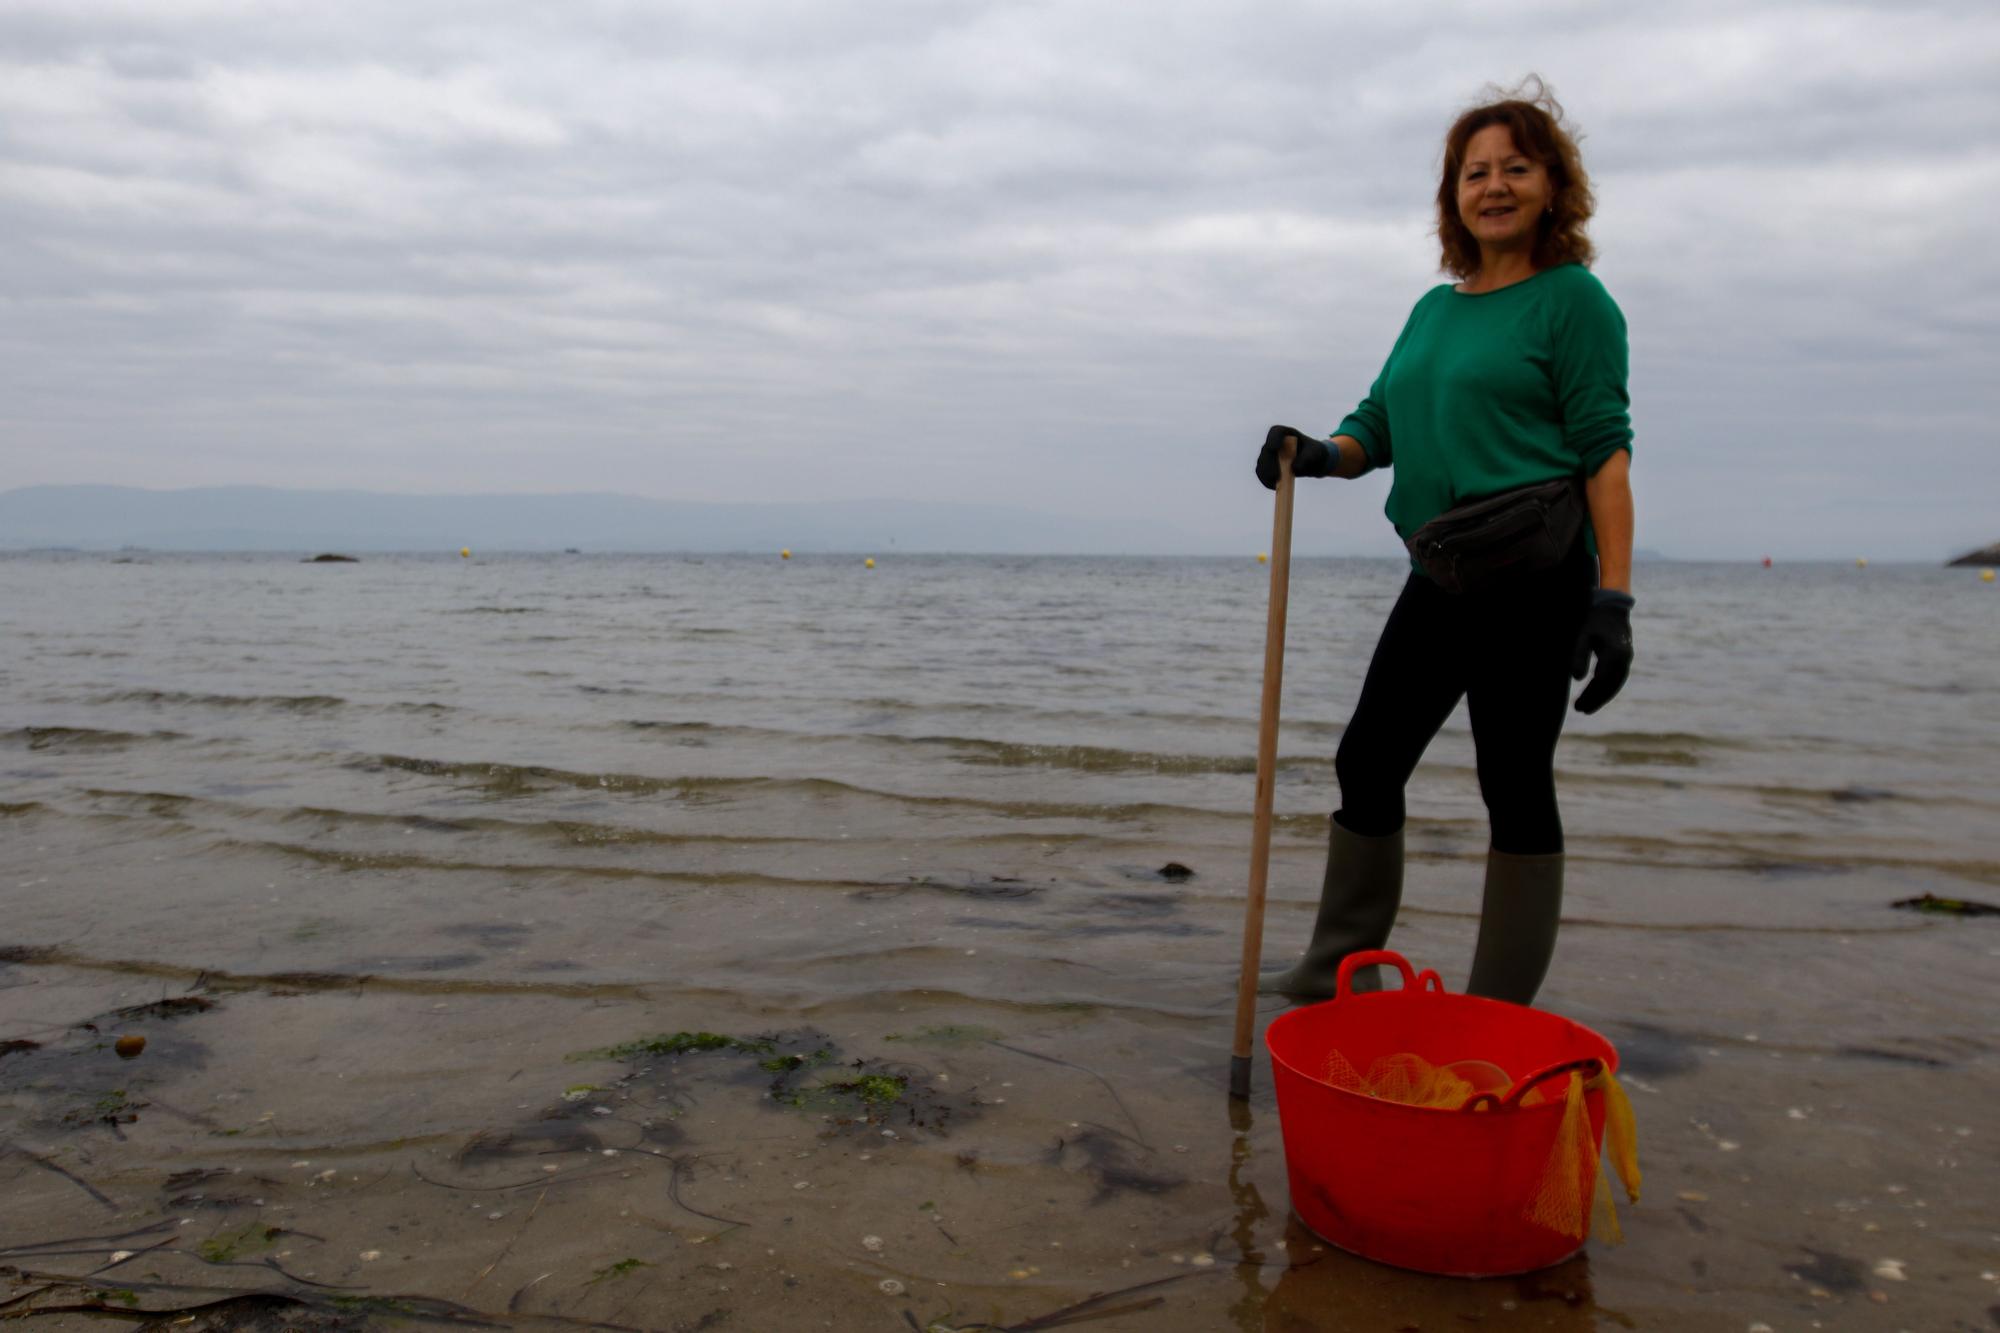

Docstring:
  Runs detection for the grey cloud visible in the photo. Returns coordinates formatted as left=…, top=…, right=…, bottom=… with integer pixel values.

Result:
left=2, top=0, right=1998, bottom=557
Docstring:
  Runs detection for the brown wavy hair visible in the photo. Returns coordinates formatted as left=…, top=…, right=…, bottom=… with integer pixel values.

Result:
left=1436, top=76, right=1595, bottom=280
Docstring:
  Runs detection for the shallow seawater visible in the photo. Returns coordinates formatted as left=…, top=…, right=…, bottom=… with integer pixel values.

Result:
left=2, top=551, right=1997, bottom=1329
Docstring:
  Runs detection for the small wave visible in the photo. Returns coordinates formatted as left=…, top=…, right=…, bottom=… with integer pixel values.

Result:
left=453, top=606, right=543, bottom=615
left=73, top=787, right=933, bottom=851
left=0, top=946, right=644, bottom=999
left=617, top=721, right=1320, bottom=776
left=355, top=753, right=743, bottom=800
left=906, top=734, right=1328, bottom=777
left=219, top=837, right=875, bottom=892
left=346, top=751, right=1305, bottom=825
left=2, top=725, right=186, bottom=751
left=1582, top=730, right=1743, bottom=750
left=93, top=689, right=346, bottom=713
left=80, top=788, right=196, bottom=819
left=579, top=686, right=1343, bottom=738
left=0, top=800, right=43, bottom=817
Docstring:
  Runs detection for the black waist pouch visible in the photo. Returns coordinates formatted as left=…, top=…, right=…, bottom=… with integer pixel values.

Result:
left=1405, top=477, right=1585, bottom=595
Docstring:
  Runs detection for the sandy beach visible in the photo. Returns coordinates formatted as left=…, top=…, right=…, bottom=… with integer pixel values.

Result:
left=5, top=798, right=1997, bottom=1330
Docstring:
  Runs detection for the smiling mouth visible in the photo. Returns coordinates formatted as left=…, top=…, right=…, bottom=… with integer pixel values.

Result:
left=1480, top=205, right=1517, bottom=218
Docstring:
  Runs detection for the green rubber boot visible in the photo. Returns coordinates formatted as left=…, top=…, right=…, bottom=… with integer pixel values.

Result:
left=1464, top=850, right=1564, bottom=1006
left=1260, top=821, right=1403, bottom=999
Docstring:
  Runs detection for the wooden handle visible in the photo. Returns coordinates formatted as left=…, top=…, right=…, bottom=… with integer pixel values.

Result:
left=1230, top=436, right=1297, bottom=1099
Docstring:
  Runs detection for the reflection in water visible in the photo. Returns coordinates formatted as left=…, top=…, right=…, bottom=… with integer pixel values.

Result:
left=1227, top=1095, right=1270, bottom=1331
left=1226, top=1096, right=1608, bottom=1332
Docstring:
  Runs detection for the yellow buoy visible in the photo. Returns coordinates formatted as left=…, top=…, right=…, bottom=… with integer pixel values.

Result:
left=864, top=557, right=875, bottom=569
left=781, top=549, right=791, bottom=560
left=1257, top=552, right=1269, bottom=564
left=460, top=547, right=470, bottom=559
left=1983, top=569, right=1996, bottom=583
left=1855, top=557, right=1867, bottom=568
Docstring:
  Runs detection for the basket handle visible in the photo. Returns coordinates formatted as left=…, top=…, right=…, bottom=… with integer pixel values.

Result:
left=1334, top=950, right=1417, bottom=999
left=1462, top=1056, right=1605, bottom=1113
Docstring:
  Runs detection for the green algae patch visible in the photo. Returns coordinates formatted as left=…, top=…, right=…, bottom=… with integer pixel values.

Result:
left=1892, top=892, right=2000, bottom=918
left=198, top=1223, right=281, bottom=1264
left=589, top=1258, right=653, bottom=1283
left=64, top=1087, right=145, bottom=1128
left=570, top=1030, right=776, bottom=1062
left=846, top=1074, right=907, bottom=1105
left=537, top=1025, right=976, bottom=1141
left=330, top=1296, right=426, bottom=1318
left=758, top=1047, right=834, bottom=1073
left=779, top=1073, right=908, bottom=1114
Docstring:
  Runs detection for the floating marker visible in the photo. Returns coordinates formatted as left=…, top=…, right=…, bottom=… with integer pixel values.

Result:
left=865, top=557, right=876, bottom=569
left=1761, top=556, right=1772, bottom=569
left=1257, top=552, right=1269, bottom=564
left=460, top=547, right=471, bottom=559
left=1856, top=557, right=1868, bottom=569
left=1983, top=569, right=1996, bottom=583
left=781, top=549, right=791, bottom=560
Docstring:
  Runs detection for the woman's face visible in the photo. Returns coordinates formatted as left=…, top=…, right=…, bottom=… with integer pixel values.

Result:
left=1456, top=123, right=1552, bottom=255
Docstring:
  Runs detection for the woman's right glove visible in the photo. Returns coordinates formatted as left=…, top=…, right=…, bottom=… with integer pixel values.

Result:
left=1571, top=589, right=1635, bottom=714
left=1256, top=425, right=1333, bottom=490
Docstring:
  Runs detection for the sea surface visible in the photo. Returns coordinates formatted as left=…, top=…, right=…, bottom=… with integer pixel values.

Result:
left=2, top=551, right=1996, bottom=1330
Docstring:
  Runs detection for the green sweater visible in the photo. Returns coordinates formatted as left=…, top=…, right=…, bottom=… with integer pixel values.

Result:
left=1335, top=263, right=1632, bottom=544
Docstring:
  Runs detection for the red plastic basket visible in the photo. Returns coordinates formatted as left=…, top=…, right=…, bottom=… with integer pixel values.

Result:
left=1264, top=950, right=1619, bottom=1277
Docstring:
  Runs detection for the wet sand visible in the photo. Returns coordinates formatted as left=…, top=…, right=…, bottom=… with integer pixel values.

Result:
left=5, top=805, right=1997, bottom=1331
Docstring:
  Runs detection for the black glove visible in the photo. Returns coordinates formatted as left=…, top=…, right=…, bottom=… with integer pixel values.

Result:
left=1256, top=425, right=1333, bottom=490
left=1571, top=589, right=1634, bottom=715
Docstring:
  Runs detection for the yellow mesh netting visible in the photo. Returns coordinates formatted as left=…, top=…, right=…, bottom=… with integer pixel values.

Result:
left=1317, top=1051, right=1642, bottom=1244
left=1319, top=1052, right=1540, bottom=1109
left=1525, top=1069, right=1644, bottom=1241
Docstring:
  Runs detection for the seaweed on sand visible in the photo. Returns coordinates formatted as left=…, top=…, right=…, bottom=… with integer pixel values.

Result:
left=1043, top=1125, right=1186, bottom=1205
left=112, top=995, right=216, bottom=1020
left=573, top=1031, right=776, bottom=1061
left=562, top=1028, right=981, bottom=1138
left=1892, top=892, right=2000, bottom=917
left=0, top=1272, right=652, bottom=1332
left=63, top=1088, right=145, bottom=1129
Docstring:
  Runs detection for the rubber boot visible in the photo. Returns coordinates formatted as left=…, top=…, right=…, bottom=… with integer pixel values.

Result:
left=1260, top=820, right=1403, bottom=999
left=1464, top=850, right=1564, bottom=1006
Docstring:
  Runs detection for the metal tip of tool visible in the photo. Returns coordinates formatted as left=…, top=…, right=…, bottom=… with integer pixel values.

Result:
left=1228, top=1054, right=1251, bottom=1101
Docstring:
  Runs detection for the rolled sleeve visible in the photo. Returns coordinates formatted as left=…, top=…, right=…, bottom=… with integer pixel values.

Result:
left=1336, top=361, right=1397, bottom=469
left=1552, top=278, right=1633, bottom=474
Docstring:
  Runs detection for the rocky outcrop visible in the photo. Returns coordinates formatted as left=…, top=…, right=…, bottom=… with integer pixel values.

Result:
left=304, top=553, right=358, bottom=563
left=1947, top=543, right=2000, bottom=567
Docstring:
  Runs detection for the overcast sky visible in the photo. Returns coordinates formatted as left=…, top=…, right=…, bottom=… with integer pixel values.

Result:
left=3, top=0, right=1997, bottom=559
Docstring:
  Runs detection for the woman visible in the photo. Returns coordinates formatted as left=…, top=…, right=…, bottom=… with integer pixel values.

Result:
left=1255, top=80, right=1635, bottom=1006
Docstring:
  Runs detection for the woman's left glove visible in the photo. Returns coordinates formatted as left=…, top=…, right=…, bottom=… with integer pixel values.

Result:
left=1571, top=589, right=1634, bottom=714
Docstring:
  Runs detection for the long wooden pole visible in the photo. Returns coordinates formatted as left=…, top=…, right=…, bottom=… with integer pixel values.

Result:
left=1230, top=437, right=1296, bottom=1100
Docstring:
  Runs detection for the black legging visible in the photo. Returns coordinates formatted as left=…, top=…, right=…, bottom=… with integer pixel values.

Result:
left=1334, top=540, right=1594, bottom=855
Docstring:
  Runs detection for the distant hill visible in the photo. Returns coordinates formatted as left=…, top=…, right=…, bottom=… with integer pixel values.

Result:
left=1947, top=541, right=2000, bottom=567
left=0, top=485, right=1186, bottom=556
